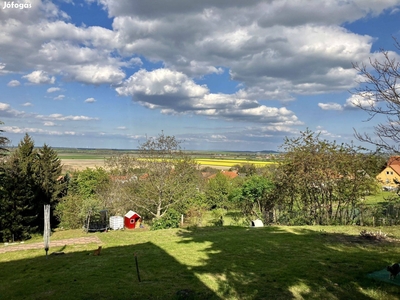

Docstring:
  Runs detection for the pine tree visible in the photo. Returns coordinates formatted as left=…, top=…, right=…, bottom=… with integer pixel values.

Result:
left=0, top=156, right=37, bottom=241
left=36, top=144, right=65, bottom=229
left=14, top=133, right=38, bottom=175
left=0, top=121, right=10, bottom=241
left=0, top=134, right=39, bottom=241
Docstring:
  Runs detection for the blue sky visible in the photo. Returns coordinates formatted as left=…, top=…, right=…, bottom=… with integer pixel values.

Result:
left=1, top=0, right=400, bottom=151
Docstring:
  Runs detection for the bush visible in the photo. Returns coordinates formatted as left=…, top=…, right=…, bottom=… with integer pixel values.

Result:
left=151, top=209, right=181, bottom=230
left=210, top=208, right=226, bottom=227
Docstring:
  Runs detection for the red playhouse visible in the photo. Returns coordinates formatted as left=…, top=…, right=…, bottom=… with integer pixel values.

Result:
left=124, top=210, right=141, bottom=229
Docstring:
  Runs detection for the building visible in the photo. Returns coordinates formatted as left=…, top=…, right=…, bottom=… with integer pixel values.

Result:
left=376, top=157, right=400, bottom=188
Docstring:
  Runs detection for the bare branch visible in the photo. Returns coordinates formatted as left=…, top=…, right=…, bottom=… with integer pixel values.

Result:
left=352, top=38, right=400, bottom=153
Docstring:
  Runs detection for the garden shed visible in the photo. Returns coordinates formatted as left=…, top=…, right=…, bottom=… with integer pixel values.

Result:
left=124, top=210, right=141, bottom=229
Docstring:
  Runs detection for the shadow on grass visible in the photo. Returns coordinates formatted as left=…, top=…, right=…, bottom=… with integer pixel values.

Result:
left=1, top=227, right=400, bottom=299
left=177, top=226, right=400, bottom=299
left=0, top=242, right=218, bottom=300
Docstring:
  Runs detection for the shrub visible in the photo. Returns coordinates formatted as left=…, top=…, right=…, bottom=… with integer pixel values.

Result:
left=210, top=208, right=226, bottom=227
left=151, top=209, right=181, bottom=230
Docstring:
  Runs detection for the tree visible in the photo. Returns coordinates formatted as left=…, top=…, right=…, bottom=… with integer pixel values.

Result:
left=0, top=121, right=9, bottom=156
left=205, top=172, right=232, bottom=209
left=106, top=132, right=201, bottom=219
left=55, top=167, right=110, bottom=229
left=231, top=163, right=257, bottom=176
left=35, top=144, right=66, bottom=229
left=352, top=39, right=400, bottom=153
left=0, top=153, right=37, bottom=241
left=274, top=129, right=379, bottom=225
left=0, top=134, right=40, bottom=240
left=234, top=175, right=275, bottom=223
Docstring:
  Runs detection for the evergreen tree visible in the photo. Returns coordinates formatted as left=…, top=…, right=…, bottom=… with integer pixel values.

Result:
left=0, top=134, right=40, bottom=241
left=36, top=144, right=65, bottom=230
left=0, top=121, right=10, bottom=241
left=14, top=133, right=38, bottom=175
left=0, top=155, right=37, bottom=241
left=0, top=121, right=9, bottom=156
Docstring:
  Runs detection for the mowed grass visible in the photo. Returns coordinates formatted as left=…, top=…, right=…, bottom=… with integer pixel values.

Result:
left=1, top=226, right=400, bottom=299
left=365, top=191, right=398, bottom=206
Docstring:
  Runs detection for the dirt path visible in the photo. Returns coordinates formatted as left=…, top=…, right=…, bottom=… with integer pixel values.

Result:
left=0, top=236, right=101, bottom=254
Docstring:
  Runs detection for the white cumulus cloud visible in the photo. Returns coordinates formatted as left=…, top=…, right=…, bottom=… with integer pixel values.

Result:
left=53, top=95, right=65, bottom=101
left=23, top=70, right=55, bottom=84
left=84, top=97, right=96, bottom=103
left=318, top=102, right=343, bottom=111
left=118, top=68, right=302, bottom=125
left=47, top=87, right=61, bottom=93
left=7, top=80, right=20, bottom=87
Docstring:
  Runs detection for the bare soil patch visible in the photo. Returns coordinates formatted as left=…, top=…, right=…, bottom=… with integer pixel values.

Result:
left=0, top=236, right=101, bottom=253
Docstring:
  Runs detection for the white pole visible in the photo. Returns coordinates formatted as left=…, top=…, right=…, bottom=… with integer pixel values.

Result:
left=44, top=205, right=50, bottom=258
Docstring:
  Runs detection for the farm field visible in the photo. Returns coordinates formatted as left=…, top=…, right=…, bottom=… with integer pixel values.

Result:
left=61, top=158, right=105, bottom=171
left=1, top=225, right=400, bottom=299
left=57, top=149, right=277, bottom=172
left=195, top=158, right=275, bottom=168
left=60, top=158, right=276, bottom=172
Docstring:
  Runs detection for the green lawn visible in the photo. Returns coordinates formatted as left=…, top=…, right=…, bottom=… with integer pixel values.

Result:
left=1, top=225, right=400, bottom=299
left=365, top=191, right=397, bottom=206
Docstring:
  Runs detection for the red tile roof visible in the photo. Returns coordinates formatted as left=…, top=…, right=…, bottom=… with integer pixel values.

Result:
left=388, top=156, right=400, bottom=166
left=390, top=165, right=400, bottom=176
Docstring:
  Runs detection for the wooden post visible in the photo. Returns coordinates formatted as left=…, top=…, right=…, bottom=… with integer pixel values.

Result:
left=181, top=214, right=184, bottom=226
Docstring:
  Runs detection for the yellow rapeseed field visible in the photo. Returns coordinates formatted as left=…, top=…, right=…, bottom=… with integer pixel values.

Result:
left=194, top=159, right=275, bottom=167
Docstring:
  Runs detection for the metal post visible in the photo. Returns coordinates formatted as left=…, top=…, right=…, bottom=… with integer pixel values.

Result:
left=134, top=253, right=141, bottom=282
left=44, top=205, right=51, bottom=259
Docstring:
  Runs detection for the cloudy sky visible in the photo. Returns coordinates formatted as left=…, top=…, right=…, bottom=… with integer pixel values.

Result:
left=1, top=0, right=400, bottom=151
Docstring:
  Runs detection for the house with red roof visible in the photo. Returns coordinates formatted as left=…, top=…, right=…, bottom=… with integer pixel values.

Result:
left=376, top=157, right=400, bottom=188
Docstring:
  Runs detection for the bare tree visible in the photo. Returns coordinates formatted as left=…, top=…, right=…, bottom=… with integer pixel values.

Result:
left=352, top=39, right=400, bottom=153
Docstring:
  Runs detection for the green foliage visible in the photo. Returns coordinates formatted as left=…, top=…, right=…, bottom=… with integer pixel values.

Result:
left=180, top=193, right=208, bottom=226
left=151, top=209, right=181, bottom=230
left=55, top=168, right=110, bottom=229
left=75, top=167, right=110, bottom=199
left=233, top=175, right=275, bottom=223
left=210, top=208, right=226, bottom=226
left=0, top=134, right=67, bottom=239
left=0, top=155, right=37, bottom=241
left=35, top=144, right=65, bottom=230
left=106, top=132, right=201, bottom=219
left=273, top=129, right=381, bottom=225
left=0, top=134, right=39, bottom=241
left=205, top=172, right=232, bottom=209
left=231, top=163, right=257, bottom=176
left=54, top=194, right=84, bottom=229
